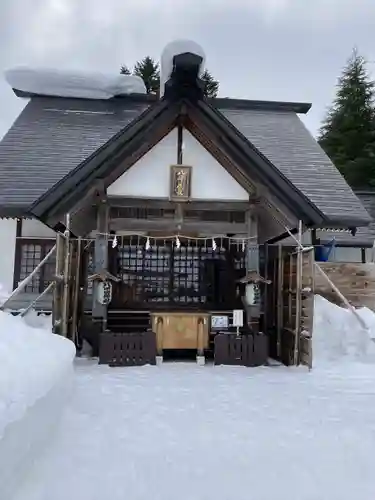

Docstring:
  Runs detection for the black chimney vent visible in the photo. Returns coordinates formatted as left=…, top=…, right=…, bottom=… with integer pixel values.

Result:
left=164, top=52, right=204, bottom=100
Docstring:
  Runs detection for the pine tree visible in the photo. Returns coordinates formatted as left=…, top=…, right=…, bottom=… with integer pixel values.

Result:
left=133, top=56, right=160, bottom=94
left=318, top=49, right=375, bottom=187
left=120, top=65, right=131, bottom=75
left=119, top=58, right=219, bottom=98
left=201, top=69, right=219, bottom=98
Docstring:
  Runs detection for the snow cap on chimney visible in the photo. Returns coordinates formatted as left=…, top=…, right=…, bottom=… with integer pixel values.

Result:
left=160, top=40, right=206, bottom=98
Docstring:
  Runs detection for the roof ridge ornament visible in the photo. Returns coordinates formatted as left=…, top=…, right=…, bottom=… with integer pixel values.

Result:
left=160, top=40, right=206, bottom=100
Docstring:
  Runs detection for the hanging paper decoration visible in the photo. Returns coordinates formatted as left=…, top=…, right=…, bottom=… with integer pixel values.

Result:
left=92, top=232, right=258, bottom=246
left=145, top=237, right=151, bottom=251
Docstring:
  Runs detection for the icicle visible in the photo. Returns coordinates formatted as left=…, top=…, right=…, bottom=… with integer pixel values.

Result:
left=175, top=236, right=181, bottom=249
left=212, top=238, right=217, bottom=251
left=112, top=235, right=118, bottom=248
left=242, top=239, right=245, bottom=252
left=145, top=237, right=151, bottom=251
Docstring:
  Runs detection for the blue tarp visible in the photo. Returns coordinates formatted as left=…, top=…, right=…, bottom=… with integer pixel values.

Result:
left=315, top=238, right=336, bottom=262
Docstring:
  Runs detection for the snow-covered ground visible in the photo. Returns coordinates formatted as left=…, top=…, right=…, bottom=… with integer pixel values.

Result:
left=2, top=292, right=375, bottom=500
left=11, top=360, right=375, bottom=500
left=8, top=294, right=375, bottom=500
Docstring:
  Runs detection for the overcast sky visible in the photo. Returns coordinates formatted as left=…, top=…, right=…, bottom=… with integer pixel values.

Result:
left=1, top=0, right=375, bottom=140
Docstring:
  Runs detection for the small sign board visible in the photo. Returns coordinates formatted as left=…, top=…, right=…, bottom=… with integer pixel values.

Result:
left=169, top=164, right=192, bottom=202
left=211, top=315, right=229, bottom=330
left=232, top=309, right=244, bottom=328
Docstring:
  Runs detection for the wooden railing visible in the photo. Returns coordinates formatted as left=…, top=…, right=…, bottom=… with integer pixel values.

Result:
left=214, top=333, right=268, bottom=367
left=99, top=330, right=157, bottom=366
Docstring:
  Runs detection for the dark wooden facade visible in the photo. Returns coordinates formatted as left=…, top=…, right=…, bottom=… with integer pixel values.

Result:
left=5, top=51, right=367, bottom=368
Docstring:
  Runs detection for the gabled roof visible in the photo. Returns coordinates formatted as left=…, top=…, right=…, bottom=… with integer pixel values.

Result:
left=220, top=107, right=370, bottom=226
left=28, top=96, right=325, bottom=227
left=0, top=91, right=371, bottom=229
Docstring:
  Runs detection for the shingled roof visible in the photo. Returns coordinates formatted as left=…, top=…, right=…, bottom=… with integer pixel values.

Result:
left=317, top=191, right=375, bottom=247
left=220, top=108, right=370, bottom=225
left=0, top=93, right=371, bottom=228
left=0, top=96, right=150, bottom=214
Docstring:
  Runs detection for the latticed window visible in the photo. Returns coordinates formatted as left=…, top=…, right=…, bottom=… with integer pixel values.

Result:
left=14, top=239, right=56, bottom=293
left=115, top=237, right=246, bottom=306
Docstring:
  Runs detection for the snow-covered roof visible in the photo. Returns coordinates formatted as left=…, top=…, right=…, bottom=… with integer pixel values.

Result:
left=5, top=67, right=147, bottom=100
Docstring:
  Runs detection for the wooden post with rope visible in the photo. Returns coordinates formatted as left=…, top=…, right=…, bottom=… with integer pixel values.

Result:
left=293, top=220, right=303, bottom=365
left=284, top=226, right=368, bottom=331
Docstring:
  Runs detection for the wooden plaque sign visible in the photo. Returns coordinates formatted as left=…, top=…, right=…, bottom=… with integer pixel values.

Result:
left=169, top=165, right=192, bottom=201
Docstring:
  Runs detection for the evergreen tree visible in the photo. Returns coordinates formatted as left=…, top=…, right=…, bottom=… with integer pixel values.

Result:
left=133, top=56, right=160, bottom=94
left=201, top=69, right=219, bottom=98
left=120, top=58, right=219, bottom=98
left=318, top=49, right=375, bottom=187
left=120, top=65, right=131, bottom=75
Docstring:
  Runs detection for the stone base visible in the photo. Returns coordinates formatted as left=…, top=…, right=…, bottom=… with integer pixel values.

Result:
left=196, top=355, right=205, bottom=366
left=156, top=356, right=163, bottom=366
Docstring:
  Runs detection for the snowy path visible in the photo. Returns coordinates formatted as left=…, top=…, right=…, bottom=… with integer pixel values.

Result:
left=14, top=360, right=375, bottom=500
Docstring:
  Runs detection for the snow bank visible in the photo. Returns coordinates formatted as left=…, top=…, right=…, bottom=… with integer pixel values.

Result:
left=160, top=39, right=205, bottom=97
left=313, top=295, right=375, bottom=365
left=0, top=283, right=8, bottom=306
left=0, top=310, right=75, bottom=499
left=5, top=67, right=146, bottom=100
left=22, top=309, right=53, bottom=331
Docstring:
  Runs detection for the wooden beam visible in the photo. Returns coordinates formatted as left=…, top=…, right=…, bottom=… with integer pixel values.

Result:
left=260, top=194, right=297, bottom=228
left=46, top=180, right=105, bottom=226
left=177, top=124, right=183, bottom=164
left=185, top=116, right=256, bottom=196
left=110, top=217, right=248, bottom=234
left=103, top=113, right=177, bottom=189
left=69, top=204, right=97, bottom=237
left=107, top=196, right=251, bottom=211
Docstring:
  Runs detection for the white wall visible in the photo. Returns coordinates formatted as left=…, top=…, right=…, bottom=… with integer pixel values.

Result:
left=0, top=218, right=55, bottom=295
left=182, top=130, right=249, bottom=200
left=108, top=128, right=177, bottom=197
left=329, top=247, right=363, bottom=263
left=0, top=218, right=17, bottom=293
left=107, top=127, right=249, bottom=201
left=22, top=219, right=56, bottom=238
left=366, top=248, right=375, bottom=263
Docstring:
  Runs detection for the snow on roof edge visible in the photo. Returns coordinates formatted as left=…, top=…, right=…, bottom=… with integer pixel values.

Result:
left=4, top=67, right=147, bottom=101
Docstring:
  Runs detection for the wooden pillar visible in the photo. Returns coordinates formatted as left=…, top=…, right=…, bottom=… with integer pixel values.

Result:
left=52, top=232, right=65, bottom=334
left=70, top=237, right=82, bottom=344
left=276, top=244, right=283, bottom=358
left=246, top=207, right=261, bottom=333
left=92, top=199, right=109, bottom=322
left=61, top=214, right=71, bottom=338
left=294, top=220, right=303, bottom=365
